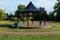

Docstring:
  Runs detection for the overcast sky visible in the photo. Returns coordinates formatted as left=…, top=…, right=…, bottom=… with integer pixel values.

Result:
left=0, top=0, right=57, bottom=14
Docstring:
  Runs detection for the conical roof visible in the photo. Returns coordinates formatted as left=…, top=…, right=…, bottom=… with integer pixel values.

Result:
left=21, top=1, right=40, bottom=11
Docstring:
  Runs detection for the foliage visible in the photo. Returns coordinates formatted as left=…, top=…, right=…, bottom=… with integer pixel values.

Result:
left=9, top=13, right=13, bottom=20
left=0, top=9, right=7, bottom=20
left=6, top=13, right=15, bottom=21
left=18, top=4, right=26, bottom=10
left=54, top=0, right=60, bottom=21
left=48, top=12, right=56, bottom=21
left=39, top=7, right=48, bottom=20
left=15, top=4, right=26, bottom=19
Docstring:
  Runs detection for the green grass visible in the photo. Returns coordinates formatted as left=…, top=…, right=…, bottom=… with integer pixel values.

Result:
left=0, top=21, right=60, bottom=32
left=0, top=21, right=14, bottom=24
left=0, top=34, right=60, bottom=40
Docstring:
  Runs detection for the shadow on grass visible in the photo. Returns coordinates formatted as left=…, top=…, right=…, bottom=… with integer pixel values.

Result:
left=0, top=24, right=41, bottom=29
left=0, top=24, right=15, bottom=28
left=19, top=27, right=40, bottom=29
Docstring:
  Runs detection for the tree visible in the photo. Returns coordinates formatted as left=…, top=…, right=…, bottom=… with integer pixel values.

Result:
left=8, top=13, right=15, bottom=21
left=39, top=7, right=48, bottom=25
left=18, top=5, right=26, bottom=10
left=6, top=13, right=9, bottom=20
left=49, top=12, right=55, bottom=21
left=9, top=13, right=13, bottom=20
left=15, top=4, right=26, bottom=18
left=54, top=0, right=60, bottom=21
left=39, top=7, right=48, bottom=20
left=0, top=9, right=7, bottom=20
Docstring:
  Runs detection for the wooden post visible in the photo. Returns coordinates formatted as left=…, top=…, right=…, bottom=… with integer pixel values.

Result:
left=39, top=20, right=41, bottom=26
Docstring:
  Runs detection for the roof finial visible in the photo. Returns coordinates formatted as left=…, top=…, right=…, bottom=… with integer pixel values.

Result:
left=30, top=0, right=32, bottom=2
left=30, top=1, right=32, bottom=3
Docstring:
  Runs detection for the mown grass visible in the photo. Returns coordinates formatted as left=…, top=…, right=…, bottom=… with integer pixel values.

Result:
left=0, top=21, right=60, bottom=32
left=0, top=21, right=14, bottom=24
left=0, top=34, right=60, bottom=40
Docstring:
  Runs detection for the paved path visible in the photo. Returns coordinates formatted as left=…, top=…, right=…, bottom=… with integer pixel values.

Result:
left=0, top=30, right=60, bottom=34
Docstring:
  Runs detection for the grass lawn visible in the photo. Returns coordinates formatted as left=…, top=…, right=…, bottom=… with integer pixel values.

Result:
left=0, top=21, right=14, bottom=24
left=0, top=34, right=60, bottom=40
left=0, top=21, right=60, bottom=32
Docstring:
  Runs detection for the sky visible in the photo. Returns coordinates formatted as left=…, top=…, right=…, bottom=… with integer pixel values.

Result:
left=0, top=0, right=57, bottom=14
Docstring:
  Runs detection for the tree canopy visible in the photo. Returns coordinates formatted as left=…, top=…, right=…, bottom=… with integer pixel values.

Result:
left=15, top=4, right=26, bottom=19
left=0, top=9, right=7, bottom=20
left=54, top=0, right=60, bottom=21
left=18, top=4, right=26, bottom=10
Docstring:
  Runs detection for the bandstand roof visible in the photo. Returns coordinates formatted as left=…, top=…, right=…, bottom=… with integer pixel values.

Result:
left=18, top=1, right=40, bottom=12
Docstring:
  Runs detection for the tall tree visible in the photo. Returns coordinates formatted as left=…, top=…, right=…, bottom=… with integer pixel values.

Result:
left=39, top=7, right=48, bottom=25
left=39, top=7, right=48, bottom=20
left=15, top=4, right=26, bottom=24
left=54, top=0, right=60, bottom=21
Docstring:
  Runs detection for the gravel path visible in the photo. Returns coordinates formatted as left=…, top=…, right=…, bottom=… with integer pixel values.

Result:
left=20, top=22, right=51, bottom=28
left=0, top=30, right=60, bottom=34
